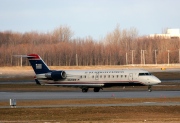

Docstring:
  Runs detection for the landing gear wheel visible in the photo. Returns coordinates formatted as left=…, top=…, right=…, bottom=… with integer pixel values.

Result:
left=94, top=87, right=102, bottom=92
left=82, top=88, right=88, bottom=92
left=148, top=85, right=152, bottom=92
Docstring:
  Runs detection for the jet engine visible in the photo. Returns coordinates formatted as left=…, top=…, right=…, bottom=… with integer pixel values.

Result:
left=45, top=71, right=66, bottom=80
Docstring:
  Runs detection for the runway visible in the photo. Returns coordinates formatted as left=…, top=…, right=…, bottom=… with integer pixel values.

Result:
left=0, top=91, right=180, bottom=108
left=1, top=91, right=179, bottom=100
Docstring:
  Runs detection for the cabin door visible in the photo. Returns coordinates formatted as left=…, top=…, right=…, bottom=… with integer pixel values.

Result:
left=128, top=73, right=133, bottom=81
left=95, top=73, right=99, bottom=80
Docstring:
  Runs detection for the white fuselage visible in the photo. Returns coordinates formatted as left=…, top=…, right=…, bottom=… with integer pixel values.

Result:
left=36, top=69, right=161, bottom=88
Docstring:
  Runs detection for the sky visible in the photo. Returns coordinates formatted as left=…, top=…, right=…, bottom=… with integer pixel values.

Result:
left=0, top=0, right=180, bottom=39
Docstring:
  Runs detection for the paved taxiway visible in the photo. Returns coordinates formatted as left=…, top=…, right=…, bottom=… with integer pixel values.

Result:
left=1, top=91, right=179, bottom=100
left=0, top=91, right=180, bottom=108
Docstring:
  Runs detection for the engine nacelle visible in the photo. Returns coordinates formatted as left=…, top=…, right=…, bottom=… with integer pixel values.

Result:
left=45, top=71, right=66, bottom=81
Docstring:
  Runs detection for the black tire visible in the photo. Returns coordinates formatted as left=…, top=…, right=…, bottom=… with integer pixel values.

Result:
left=82, top=88, right=88, bottom=92
left=94, top=87, right=100, bottom=92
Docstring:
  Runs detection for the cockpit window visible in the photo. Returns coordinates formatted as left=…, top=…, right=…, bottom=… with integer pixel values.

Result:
left=145, top=73, right=151, bottom=75
left=139, top=73, right=151, bottom=76
left=139, top=73, right=145, bottom=76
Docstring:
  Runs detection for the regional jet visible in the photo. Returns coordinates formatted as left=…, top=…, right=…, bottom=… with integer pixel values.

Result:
left=20, top=54, right=161, bottom=92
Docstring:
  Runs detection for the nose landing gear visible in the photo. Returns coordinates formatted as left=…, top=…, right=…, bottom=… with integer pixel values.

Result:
left=148, top=85, right=152, bottom=92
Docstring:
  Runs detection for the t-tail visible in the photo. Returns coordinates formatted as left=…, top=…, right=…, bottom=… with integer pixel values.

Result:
left=22, top=54, right=66, bottom=83
left=26, top=54, right=51, bottom=74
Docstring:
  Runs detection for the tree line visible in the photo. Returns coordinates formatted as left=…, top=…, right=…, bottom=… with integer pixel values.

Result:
left=0, top=25, right=180, bottom=66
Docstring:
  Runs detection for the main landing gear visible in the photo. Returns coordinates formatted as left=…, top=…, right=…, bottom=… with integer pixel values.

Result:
left=82, top=88, right=89, bottom=92
left=94, top=87, right=102, bottom=92
left=81, top=87, right=102, bottom=92
left=148, top=85, right=152, bottom=92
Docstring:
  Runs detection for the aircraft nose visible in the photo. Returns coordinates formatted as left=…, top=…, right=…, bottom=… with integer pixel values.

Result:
left=157, top=80, right=161, bottom=84
left=155, top=78, right=161, bottom=84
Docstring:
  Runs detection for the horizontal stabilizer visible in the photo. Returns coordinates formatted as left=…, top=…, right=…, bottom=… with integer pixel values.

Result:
left=14, top=55, right=33, bottom=57
left=14, top=54, right=40, bottom=59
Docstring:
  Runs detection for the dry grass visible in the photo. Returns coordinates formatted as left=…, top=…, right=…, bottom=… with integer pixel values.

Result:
left=0, top=106, right=180, bottom=123
left=1, top=98, right=180, bottom=123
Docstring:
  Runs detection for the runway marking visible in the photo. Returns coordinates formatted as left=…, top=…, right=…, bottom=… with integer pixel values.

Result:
left=1, top=102, right=180, bottom=108
left=144, top=102, right=156, bottom=103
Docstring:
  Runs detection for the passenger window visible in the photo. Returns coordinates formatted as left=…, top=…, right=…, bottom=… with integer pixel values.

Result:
left=92, top=75, right=94, bottom=78
left=108, top=75, right=110, bottom=78
left=125, top=75, right=127, bottom=78
left=104, top=75, right=106, bottom=78
left=117, top=75, right=118, bottom=78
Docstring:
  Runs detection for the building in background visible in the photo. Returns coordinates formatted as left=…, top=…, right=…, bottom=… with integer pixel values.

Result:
left=149, top=29, right=180, bottom=39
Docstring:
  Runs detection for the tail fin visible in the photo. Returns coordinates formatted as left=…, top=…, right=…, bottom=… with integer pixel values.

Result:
left=26, top=54, right=51, bottom=74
